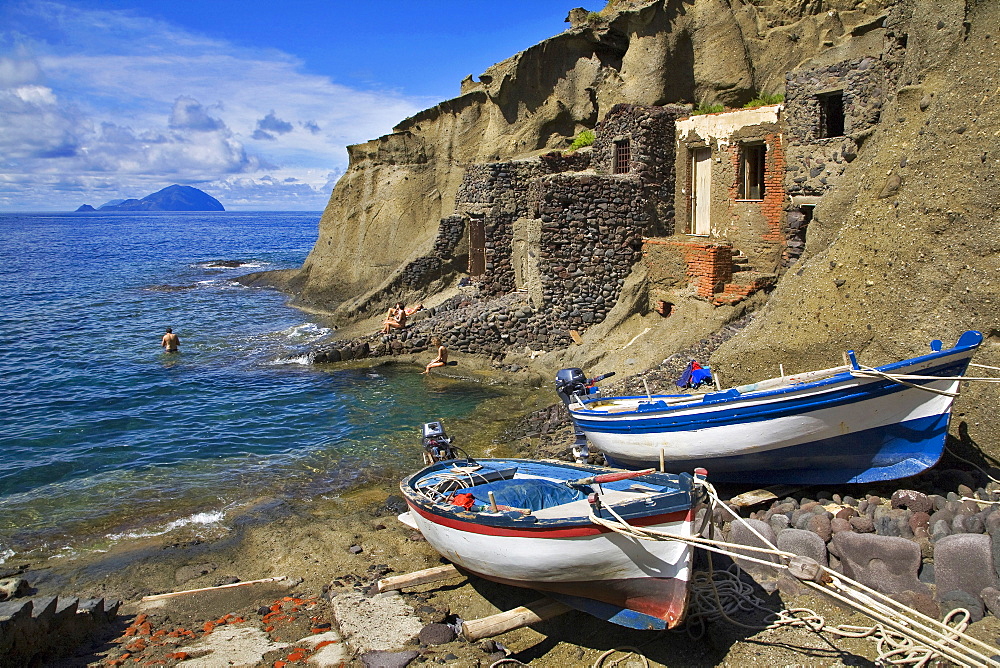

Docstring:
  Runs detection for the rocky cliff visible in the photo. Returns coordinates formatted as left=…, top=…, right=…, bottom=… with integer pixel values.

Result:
left=285, top=0, right=897, bottom=313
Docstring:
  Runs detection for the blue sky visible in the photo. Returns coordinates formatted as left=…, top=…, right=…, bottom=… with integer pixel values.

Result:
left=0, top=0, right=585, bottom=211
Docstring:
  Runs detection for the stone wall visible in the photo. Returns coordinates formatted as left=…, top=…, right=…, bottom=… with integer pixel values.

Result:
left=783, top=58, right=886, bottom=198
left=536, top=174, right=653, bottom=329
left=591, top=103, right=686, bottom=234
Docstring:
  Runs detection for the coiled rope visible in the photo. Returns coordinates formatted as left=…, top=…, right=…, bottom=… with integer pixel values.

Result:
left=589, top=480, right=1000, bottom=667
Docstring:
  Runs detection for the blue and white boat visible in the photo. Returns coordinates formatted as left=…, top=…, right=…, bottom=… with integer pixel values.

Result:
left=558, top=331, right=983, bottom=485
left=400, top=457, right=704, bottom=630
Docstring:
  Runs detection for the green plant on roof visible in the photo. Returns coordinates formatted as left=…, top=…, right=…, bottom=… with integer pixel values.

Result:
left=744, top=92, right=785, bottom=108
left=693, top=102, right=725, bottom=116
left=568, top=130, right=595, bottom=151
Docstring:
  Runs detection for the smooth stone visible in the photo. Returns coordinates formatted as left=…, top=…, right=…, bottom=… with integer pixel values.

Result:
left=891, top=590, right=940, bottom=621
left=729, top=519, right=781, bottom=583
left=835, top=507, right=857, bottom=521
left=832, top=532, right=930, bottom=596
left=361, top=650, right=421, bottom=668
left=934, top=534, right=999, bottom=603
left=831, top=518, right=853, bottom=534
left=981, top=586, right=1000, bottom=618
left=418, top=623, right=455, bottom=645
left=769, top=513, right=791, bottom=534
left=939, top=589, right=985, bottom=622
left=909, top=511, right=930, bottom=532
left=807, top=514, right=833, bottom=542
left=777, top=528, right=828, bottom=567
left=849, top=515, right=875, bottom=533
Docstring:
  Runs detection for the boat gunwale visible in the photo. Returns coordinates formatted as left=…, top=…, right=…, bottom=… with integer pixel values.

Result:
left=571, top=332, right=981, bottom=420
left=400, top=458, right=696, bottom=532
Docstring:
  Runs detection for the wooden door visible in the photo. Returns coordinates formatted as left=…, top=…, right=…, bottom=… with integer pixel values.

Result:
left=468, top=217, right=486, bottom=277
left=692, top=148, right=712, bottom=235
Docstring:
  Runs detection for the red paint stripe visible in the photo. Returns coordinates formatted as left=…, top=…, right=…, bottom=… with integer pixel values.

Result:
left=406, top=500, right=692, bottom=538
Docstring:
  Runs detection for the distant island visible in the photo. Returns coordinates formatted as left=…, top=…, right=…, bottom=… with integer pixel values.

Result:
left=76, top=185, right=224, bottom=212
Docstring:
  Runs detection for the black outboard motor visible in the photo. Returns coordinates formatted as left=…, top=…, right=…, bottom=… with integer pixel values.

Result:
left=554, top=368, right=615, bottom=464
left=555, top=368, right=616, bottom=404
left=421, top=421, right=458, bottom=464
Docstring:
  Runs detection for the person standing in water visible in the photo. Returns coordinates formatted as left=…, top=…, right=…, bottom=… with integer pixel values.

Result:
left=161, top=327, right=180, bottom=353
left=423, top=337, right=447, bottom=374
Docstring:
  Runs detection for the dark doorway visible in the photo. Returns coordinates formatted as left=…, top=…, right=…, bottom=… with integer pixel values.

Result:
left=468, top=216, right=486, bottom=277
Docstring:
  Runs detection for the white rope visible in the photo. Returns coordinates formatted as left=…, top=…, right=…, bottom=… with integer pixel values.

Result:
left=849, top=363, right=1000, bottom=398
left=850, top=366, right=961, bottom=397
left=589, top=481, right=1000, bottom=667
left=416, top=464, right=494, bottom=502
left=970, top=363, right=1000, bottom=372
left=943, top=444, right=1000, bottom=486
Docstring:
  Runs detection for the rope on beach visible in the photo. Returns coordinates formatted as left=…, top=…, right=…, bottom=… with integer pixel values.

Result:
left=588, top=480, right=1000, bottom=667
left=943, top=443, right=1000, bottom=486
left=592, top=647, right=650, bottom=668
left=684, top=559, right=974, bottom=666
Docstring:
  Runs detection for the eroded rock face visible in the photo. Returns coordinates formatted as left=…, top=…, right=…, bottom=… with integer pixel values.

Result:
left=289, top=0, right=897, bottom=316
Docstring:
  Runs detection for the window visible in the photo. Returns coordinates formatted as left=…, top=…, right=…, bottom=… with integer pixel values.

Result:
left=739, top=143, right=766, bottom=201
left=818, top=91, right=845, bottom=138
left=613, top=139, right=631, bottom=174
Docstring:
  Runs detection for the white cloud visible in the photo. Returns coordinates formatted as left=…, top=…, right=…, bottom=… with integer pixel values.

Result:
left=169, top=96, right=227, bottom=132
left=0, top=1, right=429, bottom=210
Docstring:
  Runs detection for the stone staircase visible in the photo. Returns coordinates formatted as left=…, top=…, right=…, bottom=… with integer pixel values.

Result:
left=0, top=596, right=122, bottom=667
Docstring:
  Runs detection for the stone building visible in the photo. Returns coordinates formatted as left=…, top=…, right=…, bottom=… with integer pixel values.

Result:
left=343, top=58, right=889, bottom=359
left=782, top=56, right=888, bottom=266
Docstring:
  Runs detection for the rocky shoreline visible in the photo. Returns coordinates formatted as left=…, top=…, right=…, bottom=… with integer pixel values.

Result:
left=6, top=338, right=1000, bottom=665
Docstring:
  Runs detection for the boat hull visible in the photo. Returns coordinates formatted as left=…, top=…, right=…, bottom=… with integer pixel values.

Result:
left=406, top=501, right=693, bottom=627
left=401, top=459, right=698, bottom=629
left=571, top=332, right=982, bottom=484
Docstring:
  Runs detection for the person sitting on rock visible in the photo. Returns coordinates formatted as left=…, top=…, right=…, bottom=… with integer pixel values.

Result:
left=382, top=302, right=407, bottom=333
left=423, top=337, right=448, bottom=374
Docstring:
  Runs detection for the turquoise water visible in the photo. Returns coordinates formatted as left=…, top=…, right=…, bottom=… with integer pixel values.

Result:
left=0, top=212, right=501, bottom=562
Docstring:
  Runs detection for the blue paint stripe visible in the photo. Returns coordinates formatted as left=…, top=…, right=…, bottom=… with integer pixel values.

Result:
left=604, top=413, right=949, bottom=485
left=572, top=357, right=971, bottom=435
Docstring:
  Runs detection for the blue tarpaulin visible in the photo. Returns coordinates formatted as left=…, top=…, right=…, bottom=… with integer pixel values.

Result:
left=461, top=479, right=585, bottom=512
left=677, top=360, right=712, bottom=389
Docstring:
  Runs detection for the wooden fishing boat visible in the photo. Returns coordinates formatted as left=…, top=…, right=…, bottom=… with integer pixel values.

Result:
left=399, top=458, right=704, bottom=630
left=558, top=330, right=983, bottom=485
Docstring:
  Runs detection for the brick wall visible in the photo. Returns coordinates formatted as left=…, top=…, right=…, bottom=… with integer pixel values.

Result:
left=644, top=239, right=733, bottom=298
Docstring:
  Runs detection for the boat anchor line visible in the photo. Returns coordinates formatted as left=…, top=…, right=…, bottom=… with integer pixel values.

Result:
left=849, top=364, right=1000, bottom=398
left=588, top=481, right=1000, bottom=668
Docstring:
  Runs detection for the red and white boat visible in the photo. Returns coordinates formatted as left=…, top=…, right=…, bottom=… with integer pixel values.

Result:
left=399, top=457, right=705, bottom=629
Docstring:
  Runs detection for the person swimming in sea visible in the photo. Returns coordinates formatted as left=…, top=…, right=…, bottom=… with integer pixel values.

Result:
left=161, top=327, right=180, bottom=353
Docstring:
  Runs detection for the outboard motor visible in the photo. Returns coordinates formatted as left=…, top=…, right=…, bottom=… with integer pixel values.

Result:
left=554, top=368, right=615, bottom=464
left=421, top=421, right=458, bottom=464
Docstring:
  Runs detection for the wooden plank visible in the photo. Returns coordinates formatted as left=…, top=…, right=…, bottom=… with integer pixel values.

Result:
left=376, top=565, right=462, bottom=593
left=141, top=576, right=287, bottom=601
left=729, top=485, right=802, bottom=508
left=461, top=598, right=571, bottom=641
left=569, top=330, right=583, bottom=345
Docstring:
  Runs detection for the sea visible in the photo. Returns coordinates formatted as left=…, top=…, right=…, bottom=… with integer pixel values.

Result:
left=0, top=211, right=507, bottom=566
